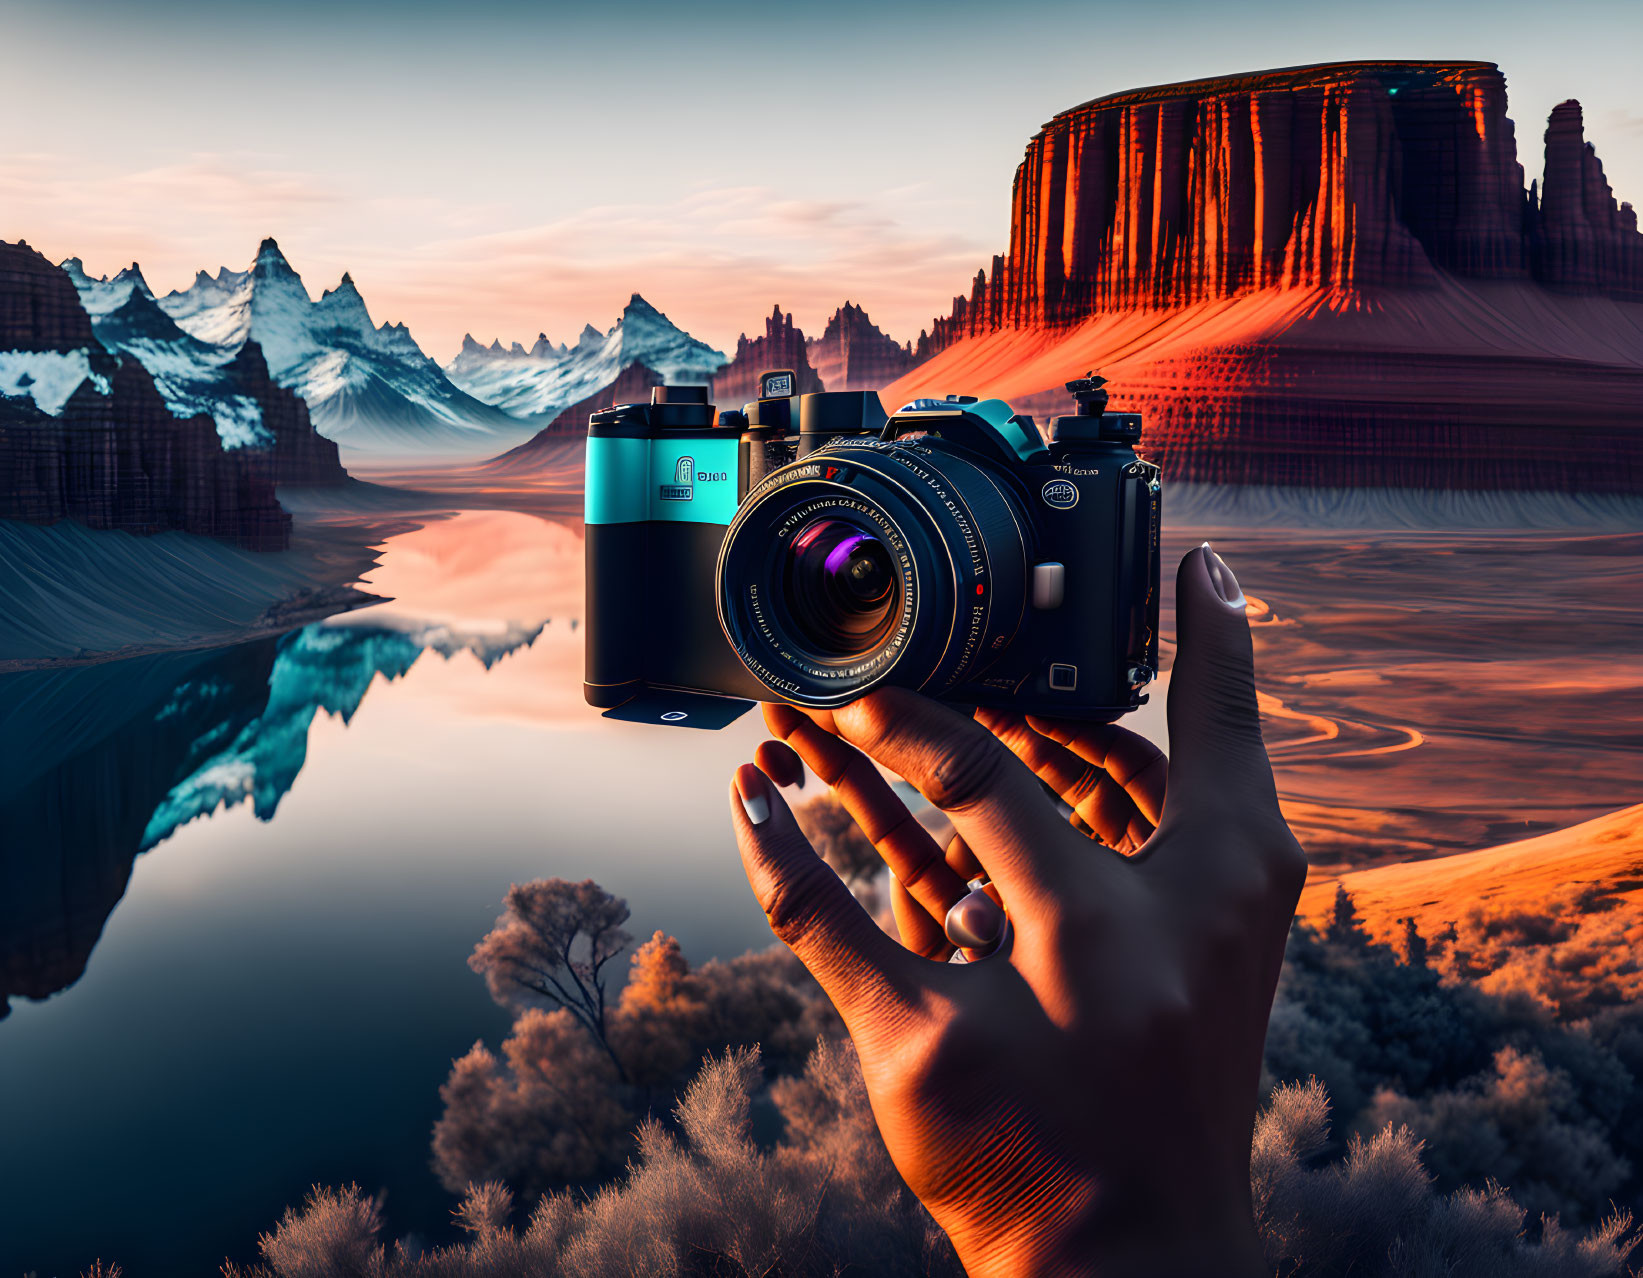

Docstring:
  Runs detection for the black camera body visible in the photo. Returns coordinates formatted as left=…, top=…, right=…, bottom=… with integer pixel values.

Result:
left=584, top=370, right=1160, bottom=727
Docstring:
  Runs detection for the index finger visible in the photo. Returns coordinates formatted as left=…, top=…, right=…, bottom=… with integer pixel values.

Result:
left=792, top=688, right=1077, bottom=903
left=763, top=703, right=973, bottom=926
left=731, top=764, right=925, bottom=1029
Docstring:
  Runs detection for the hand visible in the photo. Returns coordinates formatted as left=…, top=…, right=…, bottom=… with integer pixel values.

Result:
left=728, top=545, right=1307, bottom=1277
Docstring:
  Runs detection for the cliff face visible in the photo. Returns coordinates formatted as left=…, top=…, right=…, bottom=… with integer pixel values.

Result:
left=0, top=240, right=345, bottom=549
left=711, top=306, right=823, bottom=406
left=1531, top=100, right=1643, bottom=294
left=807, top=302, right=916, bottom=391
left=893, top=63, right=1643, bottom=491
left=925, top=62, right=1639, bottom=348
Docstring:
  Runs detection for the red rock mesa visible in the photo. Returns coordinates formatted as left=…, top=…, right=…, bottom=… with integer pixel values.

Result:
left=887, top=62, right=1643, bottom=491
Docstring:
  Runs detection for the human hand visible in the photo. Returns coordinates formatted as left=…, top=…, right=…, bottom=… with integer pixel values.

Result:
left=728, top=545, right=1306, bottom=1277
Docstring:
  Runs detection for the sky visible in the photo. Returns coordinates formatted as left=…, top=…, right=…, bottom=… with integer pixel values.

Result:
left=5, top=0, right=1640, bottom=361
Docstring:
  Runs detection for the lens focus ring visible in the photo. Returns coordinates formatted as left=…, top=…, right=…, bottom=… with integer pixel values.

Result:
left=716, top=440, right=1028, bottom=707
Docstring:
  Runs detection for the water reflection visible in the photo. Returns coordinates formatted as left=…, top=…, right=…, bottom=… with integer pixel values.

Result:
left=0, top=620, right=550, bottom=1018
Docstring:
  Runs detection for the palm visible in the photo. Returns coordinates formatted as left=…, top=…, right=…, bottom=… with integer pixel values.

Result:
left=731, top=547, right=1307, bottom=1277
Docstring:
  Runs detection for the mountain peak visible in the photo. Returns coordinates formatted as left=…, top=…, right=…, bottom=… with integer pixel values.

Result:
left=113, top=263, right=153, bottom=297
left=253, top=238, right=295, bottom=276
left=461, top=333, right=484, bottom=354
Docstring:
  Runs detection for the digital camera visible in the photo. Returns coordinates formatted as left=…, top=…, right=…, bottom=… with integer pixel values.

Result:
left=584, top=370, right=1160, bottom=728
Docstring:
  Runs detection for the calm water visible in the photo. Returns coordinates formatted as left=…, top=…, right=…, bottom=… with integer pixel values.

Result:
left=2, top=506, right=1640, bottom=1275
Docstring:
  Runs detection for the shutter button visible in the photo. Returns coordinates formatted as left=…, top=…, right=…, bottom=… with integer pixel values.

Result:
left=1031, top=562, right=1065, bottom=609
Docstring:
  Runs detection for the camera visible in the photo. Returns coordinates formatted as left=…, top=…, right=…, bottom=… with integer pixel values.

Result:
left=584, top=369, right=1160, bottom=728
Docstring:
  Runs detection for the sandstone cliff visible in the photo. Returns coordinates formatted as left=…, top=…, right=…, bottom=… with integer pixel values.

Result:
left=711, top=305, right=823, bottom=406
left=807, top=302, right=916, bottom=391
left=893, top=62, right=1643, bottom=492
left=0, top=240, right=346, bottom=549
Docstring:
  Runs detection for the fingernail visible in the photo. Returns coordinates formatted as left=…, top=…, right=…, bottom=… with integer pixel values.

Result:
left=1201, top=543, right=1246, bottom=609
left=735, top=764, right=770, bottom=825
left=944, top=888, right=1005, bottom=950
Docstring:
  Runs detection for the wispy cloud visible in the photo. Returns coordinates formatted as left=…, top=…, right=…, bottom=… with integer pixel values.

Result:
left=5, top=153, right=990, bottom=359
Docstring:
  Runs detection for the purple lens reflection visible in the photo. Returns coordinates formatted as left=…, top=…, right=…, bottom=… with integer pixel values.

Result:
left=782, top=517, right=898, bottom=656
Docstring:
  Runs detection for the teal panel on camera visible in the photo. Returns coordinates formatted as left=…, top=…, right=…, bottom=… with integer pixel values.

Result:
left=648, top=437, right=740, bottom=525
left=585, top=436, right=650, bottom=525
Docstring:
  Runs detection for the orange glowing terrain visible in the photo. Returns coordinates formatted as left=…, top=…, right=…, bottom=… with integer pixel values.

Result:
left=1297, top=804, right=1643, bottom=1016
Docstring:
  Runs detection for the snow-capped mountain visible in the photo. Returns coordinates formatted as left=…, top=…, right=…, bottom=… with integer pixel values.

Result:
left=64, top=258, right=273, bottom=447
left=151, top=239, right=531, bottom=457
left=445, top=293, right=726, bottom=424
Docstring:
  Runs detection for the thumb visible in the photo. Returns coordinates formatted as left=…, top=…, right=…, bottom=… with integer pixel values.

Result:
left=1163, top=544, right=1279, bottom=823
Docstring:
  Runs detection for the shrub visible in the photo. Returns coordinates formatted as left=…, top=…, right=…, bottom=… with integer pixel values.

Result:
left=1266, top=902, right=1643, bottom=1224
left=231, top=1063, right=1635, bottom=1278
left=232, top=1041, right=958, bottom=1278
left=1254, top=1079, right=1636, bottom=1277
left=433, top=917, right=839, bottom=1200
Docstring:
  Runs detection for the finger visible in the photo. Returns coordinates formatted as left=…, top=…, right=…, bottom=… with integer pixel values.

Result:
left=764, top=703, right=973, bottom=923
left=977, top=709, right=1156, bottom=854
left=890, top=874, right=953, bottom=961
left=1023, top=717, right=1168, bottom=832
left=911, top=809, right=986, bottom=881
left=1162, top=544, right=1284, bottom=832
left=753, top=739, right=806, bottom=789
left=800, top=688, right=1076, bottom=900
left=731, top=764, right=920, bottom=1021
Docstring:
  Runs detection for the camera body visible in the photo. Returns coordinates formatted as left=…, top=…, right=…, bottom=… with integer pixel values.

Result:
left=584, top=370, right=1160, bottom=726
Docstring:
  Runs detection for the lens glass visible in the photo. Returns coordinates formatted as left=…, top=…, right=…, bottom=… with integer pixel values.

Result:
left=781, top=517, right=899, bottom=657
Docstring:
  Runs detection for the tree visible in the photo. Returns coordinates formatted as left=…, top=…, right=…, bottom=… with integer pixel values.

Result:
left=792, top=792, right=881, bottom=887
left=468, top=879, right=632, bottom=1079
left=1326, top=882, right=1363, bottom=945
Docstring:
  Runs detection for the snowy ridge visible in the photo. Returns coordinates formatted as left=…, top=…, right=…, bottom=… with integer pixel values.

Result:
left=146, top=239, right=532, bottom=457
left=445, top=293, right=726, bottom=423
left=0, top=349, right=111, bottom=416
left=64, top=266, right=274, bottom=448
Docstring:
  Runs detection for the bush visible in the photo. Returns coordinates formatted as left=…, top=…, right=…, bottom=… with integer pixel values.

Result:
left=1265, top=898, right=1643, bottom=1224
left=1254, top=1079, right=1636, bottom=1277
left=232, top=1041, right=958, bottom=1278
left=433, top=917, right=839, bottom=1200
left=231, top=1060, right=1635, bottom=1278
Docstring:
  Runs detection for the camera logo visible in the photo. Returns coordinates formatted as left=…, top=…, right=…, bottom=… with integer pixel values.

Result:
left=1041, top=479, right=1079, bottom=509
left=759, top=370, right=794, bottom=398
left=660, top=455, right=694, bottom=502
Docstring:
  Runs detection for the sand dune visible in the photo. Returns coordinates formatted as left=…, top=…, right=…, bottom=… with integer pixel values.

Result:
left=1298, top=803, right=1643, bottom=939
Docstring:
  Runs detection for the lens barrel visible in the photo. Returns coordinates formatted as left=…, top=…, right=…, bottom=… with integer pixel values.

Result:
left=716, top=438, right=1029, bottom=707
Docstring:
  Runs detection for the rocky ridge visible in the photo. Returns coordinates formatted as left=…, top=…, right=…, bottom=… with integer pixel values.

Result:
left=0, top=240, right=344, bottom=550
left=806, top=302, right=916, bottom=392
left=711, top=305, right=824, bottom=407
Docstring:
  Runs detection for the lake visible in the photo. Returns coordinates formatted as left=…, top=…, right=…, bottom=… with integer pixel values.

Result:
left=2, top=498, right=1640, bottom=1275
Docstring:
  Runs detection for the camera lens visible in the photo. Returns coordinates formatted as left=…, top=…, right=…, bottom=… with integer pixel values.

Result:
left=784, top=518, right=899, bottom=655
left=717, top=437, right=1030, bottom=708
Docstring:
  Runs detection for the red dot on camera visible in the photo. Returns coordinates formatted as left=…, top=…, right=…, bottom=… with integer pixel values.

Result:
left=975, top=583, right=985, bottom=595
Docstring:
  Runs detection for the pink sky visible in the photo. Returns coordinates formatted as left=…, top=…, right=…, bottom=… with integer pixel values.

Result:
left=7, top=0, right=1639, bottom=361
left=3, top=152, right=993, bottom=358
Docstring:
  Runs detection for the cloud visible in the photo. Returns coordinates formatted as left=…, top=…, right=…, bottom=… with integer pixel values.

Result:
left=353, top=184, right=990, bottom=357
left=1599, top=108, right=1643, bottom=139
left=5, top=152, right=990, bottom=359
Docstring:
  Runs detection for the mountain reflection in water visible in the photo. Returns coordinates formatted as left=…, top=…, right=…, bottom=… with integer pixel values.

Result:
left=0, top=619, right=548, bottom=1018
